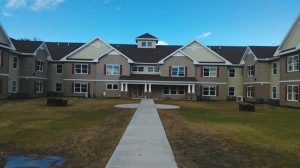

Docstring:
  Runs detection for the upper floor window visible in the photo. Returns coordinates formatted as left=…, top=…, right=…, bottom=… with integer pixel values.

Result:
left=142, top=41, right=147, bottom=47
left=287, top=85, right=299, bottom=101
left=13, top=57, right=18, bottom=69
left=35, top=81, right=43, bottom=93
left=247, top=86, right=254, bottom=98
left=75, top=64, right=88, bottom=74
left=247, top=65, right=254, bottom=77
left=204, top=67, right=216, bottom=77
left=288, top=55, right=299, bottom=72
left=141, top=41, right=153, bottom=47
left=172, top=66, right=185, bottom=77
left=272, top=63, right=277, bottom=75
left=0, top=50, right=3, bottom=66
left=228, top=68, right=235, bottom=78
left=148, top=66, right=159, bottom=73
left=36, top=59, right=44, bottom=72
left=57, top=64, right=63, bottom=74
left=147, top=42, right=152, bottom=47
left=132, top=66, right=144, bottom=72
left=106, top=64, right=120, bottom=75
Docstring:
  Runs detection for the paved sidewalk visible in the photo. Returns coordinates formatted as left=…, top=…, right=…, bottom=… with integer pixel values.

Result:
left=106, top=99, right=178, bottom=168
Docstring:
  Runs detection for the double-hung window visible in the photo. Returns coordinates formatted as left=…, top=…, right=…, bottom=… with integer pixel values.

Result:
left=57, top=64, right=63, bottom=74
left=272, top=63, right=277, bottom=75
left=287, top=85, right=299, bottom=101
left=203, top=67, right=216, bottom=77
left=228, top=68, right=235, bottom=77
left=288, top=55, right=299, bottom=72
left=75, top=64, right=88, bottom=74
left=106, top=83, right=119, bottom=90
left=172, top=66, right=185, bottom=76
left=35, top=81, right=43, bottom=93
left=12, top=81, right=17, bottom=93
left=106, top=64, right=120, bottom=75
left=272, top=86, right=277, bottom=99
left=36, top=59, right=43, bottom=72
left=56, top=83, right=62, bottom=92
left=247, top=65, right=254, bottom=77
left=247, top=86, right=254, bottom=98
left=203, top=85, right=216, bottom=96
left=148, top=66, right=159, bottom=73
left=13, top=57, right=18, bottom=69
left=74, top=82, right=87, bottom=93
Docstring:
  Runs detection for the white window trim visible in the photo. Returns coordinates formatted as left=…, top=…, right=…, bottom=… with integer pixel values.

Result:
left=228, top=68, right=235, bottom=78
left=162, top=86, right=185, bottom=95
left=272, top=63, right=277, bottom=75
left=287, top=55, right=299, bottom=72
left=228, top=86, right=235, bottom=96
left=74, top=82, right=88, bottom=93
left=36, top=59, right=44, bottom=72
left=55, top=82, right=63, bottom=92
left=171, top=66, right=185, bottom=77
left=148, top=66, right=160, bottom=73
left=12, top=80, right=17, bottom=93
left=56, top=64, right=63, bottom=74
left=36, top=81, right=43, bottom=93
left=75, top=64, right=88, bottom=74
left=287, top=85, right=299, bottom=102
left=203, top=67, right=217, bottom=77
left=247, top=86, right=253, bottom=98
left=247, top=65, right=254, bottom=77
left=203, top=85, right=216, bottom=96
left=272, top=86, right=277, bottom=99
left=106, top=64, right=120, bottom=75
left=106, top=83, right=119, bottom=90
left=131, top=66, right=144, bottom=72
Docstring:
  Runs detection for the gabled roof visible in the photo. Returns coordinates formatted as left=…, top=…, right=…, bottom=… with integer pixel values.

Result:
left=208, top=46, right=246, bottom=64
left=11, top=38, right=43, bottom=54
left=136, top=33, right=158, bottom=39
left=111, top=44, right=181, bottom=63
left=249, top=46, right=278, bottom=59
left=46, top=42, right=84, bottom=60
left=275, top=14, right=300, bottom=56
left=0, top=24, right=16, bottom=50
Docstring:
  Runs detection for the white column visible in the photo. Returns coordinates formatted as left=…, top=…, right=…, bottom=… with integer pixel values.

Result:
left=144, top=84, right=148, bottom=92
left=192, top=84, right=195, bottom=93
left=121, top=83, right=124, bottom=91
left=149, top=84, right=152, bottom=92
left=188, top=85, right=191, bottom=93
left=125, top=83, right=128, bottom=92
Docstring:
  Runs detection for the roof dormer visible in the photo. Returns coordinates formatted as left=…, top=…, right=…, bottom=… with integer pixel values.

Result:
left=136, top=33, right=158, bottom=48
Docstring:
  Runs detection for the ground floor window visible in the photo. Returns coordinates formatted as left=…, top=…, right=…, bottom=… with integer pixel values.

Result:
left=163, top=86, right=185, bottom=95
left=106, top=83, right=118, bottom=90
left=203, top=85, right=216, bottom=96
left=272, top=86, right=277, bottom=99
left=228, top=86, right=235, bottom=96
left=56, top=83, right=62, bottom=92
left=287, top=85, right=299, bottom=101
left=247, top=86, right=253, bottom=98
left=12, top=80, right=17, bottom=93
left=74, top=82, right=87, bottom=93
left=36, top=81, right=43, bottom=93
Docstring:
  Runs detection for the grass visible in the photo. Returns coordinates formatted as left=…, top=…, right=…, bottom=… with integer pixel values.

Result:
left=0, top=97, right=140, bottom=167
left=157, top=100, right=300, bottom=167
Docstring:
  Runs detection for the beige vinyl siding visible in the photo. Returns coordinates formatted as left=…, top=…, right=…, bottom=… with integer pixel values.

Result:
left=160, top=56, right=195, bottom=77
left=228, top=67, right=243, bottom=97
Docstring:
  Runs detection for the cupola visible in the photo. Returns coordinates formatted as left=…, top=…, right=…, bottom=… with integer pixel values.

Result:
left=135, top=33, right=158, bottom=48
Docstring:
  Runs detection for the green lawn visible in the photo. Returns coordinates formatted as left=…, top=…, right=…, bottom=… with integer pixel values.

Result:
left=157, top=100, right=300, bottom=167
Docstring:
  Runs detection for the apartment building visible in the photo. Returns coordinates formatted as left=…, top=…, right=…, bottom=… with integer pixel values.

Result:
left=0, top=14, right=299, bottom=108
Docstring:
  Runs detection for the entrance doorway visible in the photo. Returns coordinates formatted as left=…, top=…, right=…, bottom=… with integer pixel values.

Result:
left=130, top=84, right=144, bottom=98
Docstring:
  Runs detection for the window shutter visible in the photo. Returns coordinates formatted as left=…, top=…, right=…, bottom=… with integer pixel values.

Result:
left=35, top=59, right=38, bottom=71
left=0, top=79, right=2, bottom=94
left=216, top=86, right=219, bottom=96
left=299, top=85, right=300, bottom=102
left=88, top=83, right=90, bottom=94
left=88, top=64, right=91, bottom=74
left=199, top=85, right=202, bottom=96
left=286, top=57, right=288, bottom=73
left=253, top=86, right=255, bottom=98
left=185, top=66, right=187, bottom=77
left=200, top=66, right=203, bottom=77
left=169, top=66, right=171, bottom=76
left=43, top=81, right=46, bottom=94
left=72, top=64, right=74, bottom=74
left=71, top=82, right=74, bottom=93
left=104, top=64, right=107, bottom=75
left=217, top=67, right=219, bottom=77
left=253, top=64, right=256, bottom=76
left=120, top=65, right=123, bottom=76
left=0, top=51, right=3, bottom=66
left=34, top=81, right=37, bottom=94
left=298, top=55, right=300, bottom=71
left=285, top=85, right=287, bottom=101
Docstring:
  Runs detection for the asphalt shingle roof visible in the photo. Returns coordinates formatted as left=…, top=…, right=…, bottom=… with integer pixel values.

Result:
left=136, top=33, right=158, bottom=39
left=11, top=39, right=43, bottom=54
left=46, top=42, right=84, bottom=60
left=249, top=46, right=278, bottom=59
left=208, top=46, right=247, bottom=64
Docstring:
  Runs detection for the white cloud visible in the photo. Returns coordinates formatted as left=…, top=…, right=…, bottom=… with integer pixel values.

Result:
left=197, top=32, right=212, bottom=39
left=157, top=40, right=168, bottom=45
left=6, top=0, right=27, bottom=8
left=5, top=0, right=64, bottom=11
left=2, top=11, right=13, bottom=16
left=31, top=0, right=64, bottom=11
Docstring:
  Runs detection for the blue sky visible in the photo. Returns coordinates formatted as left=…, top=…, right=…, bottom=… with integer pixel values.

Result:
left=0, top=0, right=299, bottom=46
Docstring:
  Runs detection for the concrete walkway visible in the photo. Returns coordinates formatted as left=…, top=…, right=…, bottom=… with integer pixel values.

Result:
left=106, top=99, right=178, bottom=168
